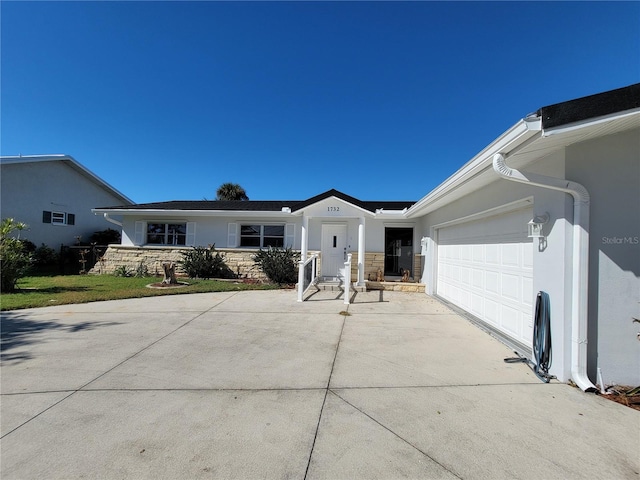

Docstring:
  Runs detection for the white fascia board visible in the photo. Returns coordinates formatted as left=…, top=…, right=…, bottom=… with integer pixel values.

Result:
left=374, top=210, right=408, bottom=217
left=1, top=154, right=134, bottom=205
left=405, top=118, right=541, bottom=219
left=92, top=208, right=292, bottom=218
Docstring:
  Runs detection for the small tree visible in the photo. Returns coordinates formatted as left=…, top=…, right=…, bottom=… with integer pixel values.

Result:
left=0, top=218, right=31, bottom=292
left=216, top=183, right=249, bottom=201
left=253, top=247, right=300, bottom=286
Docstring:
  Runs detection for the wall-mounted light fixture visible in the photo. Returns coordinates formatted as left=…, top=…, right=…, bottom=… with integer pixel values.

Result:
left=528, top=213, right=549, bottom=239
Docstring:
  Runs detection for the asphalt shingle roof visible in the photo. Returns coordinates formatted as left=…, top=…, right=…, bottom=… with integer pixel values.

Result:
left=97, top=189, right=416, bottom=213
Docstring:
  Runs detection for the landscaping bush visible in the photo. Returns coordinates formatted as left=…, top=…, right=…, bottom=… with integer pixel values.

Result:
left=252, top=247, right=299, bottom=285
left=89, top=228, right=121, bottom=245
left=179, top=245, right=235, bottom=279
left=28, top=243, right=60, bottom=275
left=32, top=244, right=59, bottom=267
left=113, top=265, right=132, bottom=277
left=0, top=218, right=32, bottom=292
left=134, top=261, right=149, bottom=278
left=21, top=239, right=37, bottom=254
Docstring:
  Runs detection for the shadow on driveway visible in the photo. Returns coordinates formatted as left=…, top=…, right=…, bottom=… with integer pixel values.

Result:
left=1, top=311, right=121, bottom=364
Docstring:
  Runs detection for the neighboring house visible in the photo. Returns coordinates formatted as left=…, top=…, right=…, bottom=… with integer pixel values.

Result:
left=0, top=154, right=133, bottom=248
left=94, top=83, right=639, bottom=388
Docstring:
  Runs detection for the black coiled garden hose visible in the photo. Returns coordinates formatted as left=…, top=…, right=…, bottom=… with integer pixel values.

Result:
left=504, top=291, right=556, bottom=383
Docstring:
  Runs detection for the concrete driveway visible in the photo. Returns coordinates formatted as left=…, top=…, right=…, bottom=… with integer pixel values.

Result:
left=1, top=290, right=638, bottom=479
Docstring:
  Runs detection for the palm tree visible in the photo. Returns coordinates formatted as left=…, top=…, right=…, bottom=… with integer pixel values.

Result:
left=216, top=183, right=249, bottom=201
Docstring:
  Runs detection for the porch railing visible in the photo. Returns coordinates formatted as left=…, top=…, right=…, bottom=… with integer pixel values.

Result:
left=297, top=254, right=319, bottom=302
left=343, top=253, right=352, bottom=305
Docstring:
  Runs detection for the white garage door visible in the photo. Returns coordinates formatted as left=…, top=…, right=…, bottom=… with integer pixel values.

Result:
left=437, top=208, right=534, bottom=348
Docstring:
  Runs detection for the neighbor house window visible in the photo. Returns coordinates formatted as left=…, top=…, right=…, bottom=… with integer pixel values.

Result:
left=146, top=223, right=187, bottom=245
left=240, top=224, right=284, bottom=248
left=43, top=211, right=75, bottom=226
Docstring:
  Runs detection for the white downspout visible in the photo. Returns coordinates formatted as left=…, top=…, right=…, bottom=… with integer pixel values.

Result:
left=493, top=153, right=597, bottom=392
left=103, top=213, right=123, bottom=227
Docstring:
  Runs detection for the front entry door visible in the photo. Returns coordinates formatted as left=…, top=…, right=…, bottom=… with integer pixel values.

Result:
left=321, top=224, right=347, bottom=280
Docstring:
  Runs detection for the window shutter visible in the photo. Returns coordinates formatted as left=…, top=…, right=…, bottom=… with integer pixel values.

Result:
left=227, top=223, right=238, bottom=247
left=186, top=222, right=196, bottom=246
left=43, top=211, right=52, bottom=223
left=285, top=223, right=295, bottom=248
left=134, top=221, right=145, bottom=245
left=67, top=213, right=75, bottom=225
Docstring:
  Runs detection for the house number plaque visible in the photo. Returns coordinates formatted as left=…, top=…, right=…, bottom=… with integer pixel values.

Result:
left=327, top=206, right=340, bottom=212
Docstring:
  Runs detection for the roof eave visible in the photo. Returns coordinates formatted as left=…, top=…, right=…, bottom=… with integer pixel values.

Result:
left=92, top=208, right=292, bottom=218
left=405, top=117, right=542, bottom=218
left=1, top=154, right=134, bottom=205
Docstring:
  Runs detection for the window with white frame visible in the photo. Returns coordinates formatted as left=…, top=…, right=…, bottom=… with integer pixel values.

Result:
left=240, top=224, right=284, bottom=248
left=146, top=223, right=187, bottom=245
left=43, top=210, right=75, bottom=226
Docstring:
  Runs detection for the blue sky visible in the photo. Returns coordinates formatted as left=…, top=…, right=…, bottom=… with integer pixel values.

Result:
left=2, top=1, right=638, bottom=204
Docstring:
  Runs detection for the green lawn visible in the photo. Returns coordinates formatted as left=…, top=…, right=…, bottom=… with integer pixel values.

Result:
left=0, top=275, right=279, bottom=311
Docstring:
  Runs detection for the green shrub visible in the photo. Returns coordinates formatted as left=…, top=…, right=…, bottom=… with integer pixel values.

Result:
left=32, top=244, right=59, bottom=266
left=252, top=247, right=300, bottom=285
left=179, top=245, right=235, bottom=279
left=0, top=218, right=31, bottom=292
left=89, top=228, right=121, bottom=245
left=134, top=261, right=149, bottom=278
left=113, top=265, right=132, bottom=277
left=21, top=239, right=37, bottom=253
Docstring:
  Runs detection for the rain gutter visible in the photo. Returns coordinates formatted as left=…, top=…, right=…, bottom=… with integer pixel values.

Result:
left=493, top=153, right=597, bottom=392
left=103, top=213, right=123, bottom=227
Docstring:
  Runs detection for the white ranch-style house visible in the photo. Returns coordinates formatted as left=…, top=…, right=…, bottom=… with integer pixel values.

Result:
left=94, top=84, right=639, bottom=389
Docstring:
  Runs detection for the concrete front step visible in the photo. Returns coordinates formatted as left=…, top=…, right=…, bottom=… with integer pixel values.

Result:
left=366, top=281, right=425, bottom=293
left=316, top=282, right=367, bottom=293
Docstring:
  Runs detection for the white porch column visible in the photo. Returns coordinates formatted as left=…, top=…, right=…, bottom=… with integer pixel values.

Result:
left=297, top=214, right=309, bottom=302
left=301, top=214, right=309, bottom=262
left=357, top=217, right=365, bottom=286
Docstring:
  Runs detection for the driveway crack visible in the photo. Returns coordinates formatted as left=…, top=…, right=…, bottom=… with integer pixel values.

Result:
left=329, top=389, right=464, bottom=479
left=303, top=311, right=347, bottom=480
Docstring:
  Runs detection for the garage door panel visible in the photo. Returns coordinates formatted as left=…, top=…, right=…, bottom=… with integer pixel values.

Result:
left=460, top=289, right=471, bottom=311
left=501, top=273, right=520, bottom=301
left=471, top=269, right=483, bottom=288
left=485, top=299, right=499, bottom=325
left=501, top=304, right=521, bottom=336
left=486, top=245, right=499, bottom=264
left=502, top=243, right=520, bottom=267
left=522, top=277, right=533, bottom=307
left=523, top=243, right=533, bottom=269
left=460, top=266, right=471, bottom=286
left=485, top=271, right=499, bottom=294
left=472, top=293, right=483, bottom=316
left=437, top=207, right=534, bottom=348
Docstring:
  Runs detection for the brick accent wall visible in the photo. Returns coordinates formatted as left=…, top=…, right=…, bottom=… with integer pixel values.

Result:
left=90, top=246, right=321, bottom=281
left=90, top=246, right=270, bottom=279
left=90, top=246, right=424, bottom=283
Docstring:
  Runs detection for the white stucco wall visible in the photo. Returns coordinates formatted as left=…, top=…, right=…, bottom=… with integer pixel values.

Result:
left=415, top=127, right=640, bottom=386
left=120, top=194, right=419, bottom=257
left=417, top=153, right=574, bottom=382
left=565, top=128, right=640, bottom=386
left=1, top=161, right=128, bottom=247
